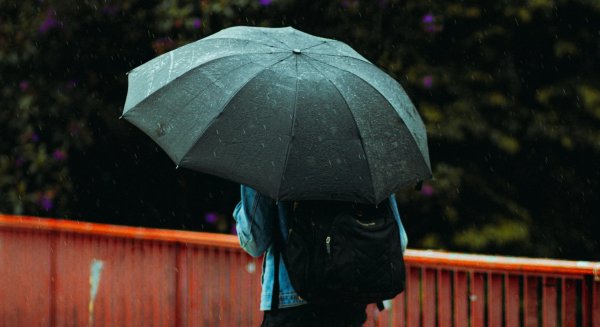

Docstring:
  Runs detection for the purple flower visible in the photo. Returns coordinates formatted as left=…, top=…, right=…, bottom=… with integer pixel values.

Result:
left=19, top=80, right=30, bottom=92
left=421, top=184, right=434, bottom=197
left=421, top=13, right=443, bottom=34
left=259, top=0, right=272, bottom=6
left=192, top=18, right=202, bottom=29
left=422, top=13, right=435, bottom=24
left=52, top=149, right=66, bottom=161
left=40, top=195, right=54, bottom=211
left=39, top=11, right=58, bottom=33
left=205, top=212, right=219, bottom=224
left=30, top=132, right=40, bottom=142
left=422, top=75, right=433, bottom=89
left=15, top=157, right=25, bottom=167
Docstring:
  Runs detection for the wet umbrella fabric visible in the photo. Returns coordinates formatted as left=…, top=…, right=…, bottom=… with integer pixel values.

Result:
left=122, top=26, right=432, bottom=204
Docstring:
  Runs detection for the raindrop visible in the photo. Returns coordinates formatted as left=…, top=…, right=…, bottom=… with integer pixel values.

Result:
left=216, top=129, right=220, bottom=135
left=271, top=161, right=275, bottom=167
left=261, top=143, right=265, bottom=148
left=213, top=151, right=217, bottom=157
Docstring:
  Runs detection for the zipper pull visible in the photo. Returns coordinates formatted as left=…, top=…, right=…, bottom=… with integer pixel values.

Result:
left=325, top=236, right=331, bottom=254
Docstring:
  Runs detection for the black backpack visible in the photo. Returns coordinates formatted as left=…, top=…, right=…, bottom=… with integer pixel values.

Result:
left=271, top=199, right=406, bottom=311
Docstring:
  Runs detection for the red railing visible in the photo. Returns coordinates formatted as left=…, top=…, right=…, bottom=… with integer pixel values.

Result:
left=1, top=214, right=598, bottom=327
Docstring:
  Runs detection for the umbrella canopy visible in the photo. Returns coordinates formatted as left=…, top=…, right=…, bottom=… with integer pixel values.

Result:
left=122, top=26, right=431, bottom=204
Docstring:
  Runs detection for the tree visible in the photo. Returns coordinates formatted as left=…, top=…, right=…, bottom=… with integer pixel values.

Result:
left=1, top=0, right=598, bottom=260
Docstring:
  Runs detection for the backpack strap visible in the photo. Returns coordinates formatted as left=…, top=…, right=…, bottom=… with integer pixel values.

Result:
left=271, top=213, right=282, bottom=313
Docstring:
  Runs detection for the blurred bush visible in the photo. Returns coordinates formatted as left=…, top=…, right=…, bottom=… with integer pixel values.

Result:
left=1, top=0, right=598, bottom=260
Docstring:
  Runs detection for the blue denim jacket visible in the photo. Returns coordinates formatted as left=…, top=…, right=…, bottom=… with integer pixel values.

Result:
left=233, top=185, right=408, bottom=311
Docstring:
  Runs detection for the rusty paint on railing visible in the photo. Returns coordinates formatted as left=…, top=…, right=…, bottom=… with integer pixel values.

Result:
left=0, top=214, right=239, bottom=249
left=404, top=249, right=600, bottom=276
left=2, top=215, right=598, bottom=275
left=1, top=214, right=599, bottom=327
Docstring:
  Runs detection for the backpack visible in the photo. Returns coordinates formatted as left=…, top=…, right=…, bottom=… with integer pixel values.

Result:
left=271, top=199, right=406, bottom=311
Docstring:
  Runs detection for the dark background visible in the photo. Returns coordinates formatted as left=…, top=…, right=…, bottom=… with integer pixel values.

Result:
left=1, top=0, right=599, bottom=260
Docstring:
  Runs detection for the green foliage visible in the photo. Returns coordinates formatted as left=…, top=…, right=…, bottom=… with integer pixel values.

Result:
left=1, top=0, right=598, bottom=260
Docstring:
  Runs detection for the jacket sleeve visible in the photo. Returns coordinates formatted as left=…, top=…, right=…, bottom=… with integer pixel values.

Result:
left=389, top=194, right=408, bottom=253
left=232, top=185, right=276, bottom=257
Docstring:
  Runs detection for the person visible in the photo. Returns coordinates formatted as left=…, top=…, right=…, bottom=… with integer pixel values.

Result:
left=233, top=185, right=408, bottom=327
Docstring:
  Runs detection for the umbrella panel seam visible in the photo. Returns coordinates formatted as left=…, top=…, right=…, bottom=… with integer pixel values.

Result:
left=304, top=53, right=431, bottom=173
left=312, top=41, right=372, bottom=64
left=126, top=55, right=278, bottom=163
left=276, top=55, right=300, bottom=198
left=125, top=51, right=290, bottom=114
left=179, top=54, right=295, bottom=167
left=204, top=35, right=289, bottom=51
left=297, top=55, right=377, bottom=202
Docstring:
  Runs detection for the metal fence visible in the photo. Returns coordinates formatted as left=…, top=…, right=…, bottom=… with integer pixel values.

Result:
left=1, top=214, right=598, bottom=326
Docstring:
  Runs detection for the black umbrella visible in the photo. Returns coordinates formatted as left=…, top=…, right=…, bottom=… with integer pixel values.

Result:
left=122, top=26, right=431, bottom=204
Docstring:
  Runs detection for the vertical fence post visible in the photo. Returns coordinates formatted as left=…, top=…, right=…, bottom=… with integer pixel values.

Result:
left=454, top=270, right=469, bottom=327
left=593, top=278, right=600, bottom=327
left=470, top=272, right=485, bottom=327
left=438, top=269, right=452, bottom=327
left=407, top=266, right=421, bottom=327
left=3, top=216, right=600, bottom=327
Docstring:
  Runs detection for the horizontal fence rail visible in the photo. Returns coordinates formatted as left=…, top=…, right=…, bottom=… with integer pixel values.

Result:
left=1, top=214, right=598, bottom=327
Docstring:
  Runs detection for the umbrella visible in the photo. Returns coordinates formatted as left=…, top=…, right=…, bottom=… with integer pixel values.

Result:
left=122, top=26, right=431, bottom=204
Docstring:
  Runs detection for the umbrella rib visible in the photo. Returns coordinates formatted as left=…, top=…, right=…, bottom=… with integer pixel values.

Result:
left=277, top=54, right=300, bottom=197
left=298, top=55, right=377, bottom=200
left=300, top=40, right=329, bottom=52
left=317, top=41, right=372, bottom=64
left=180, top=54, right=295, bottom=165
left=304, top=53, right=429, bottom=166
left=302, top=52, right=371, bottom=64
left=126, top=51, right=290, bottom=114
left=203, top=36, right=289, bottom=51
left=257, top=29, right=293, bottom=50
left=128, top=54, right=278, bottom=163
